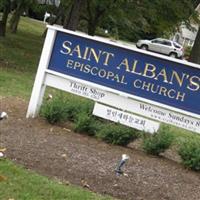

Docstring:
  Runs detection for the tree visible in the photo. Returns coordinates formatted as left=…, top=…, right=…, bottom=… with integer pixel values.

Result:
left=82, top=0, right=118, bottom=36
left=79, top=0, right=197, bottom=40
left=0, top=0, right=11, bottom=37
left=189, top=27, right=200, bottom=64
left=9, top=0, right=36, bottom=33
left=133, top=0, right=196, bottom=39
left=63, top=0, right=86, bottom=31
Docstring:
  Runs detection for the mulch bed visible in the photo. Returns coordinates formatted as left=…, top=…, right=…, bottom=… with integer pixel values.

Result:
left=1, top=96, right=200, bottom=200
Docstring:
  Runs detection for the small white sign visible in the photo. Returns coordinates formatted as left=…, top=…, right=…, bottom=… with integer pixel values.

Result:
left=93, top=103, right=160, bottom=134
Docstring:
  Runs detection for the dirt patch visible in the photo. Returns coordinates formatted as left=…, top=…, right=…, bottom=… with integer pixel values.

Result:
left=1, top=96, right=200, bottom=200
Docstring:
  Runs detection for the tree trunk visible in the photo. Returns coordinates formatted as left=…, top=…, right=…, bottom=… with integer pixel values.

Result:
left=85, top=0, right=107, bottom=36
left=10, top=12, right=21, bottom=33
left=63, top=0, right=85, bottom=31
left=0, top=22, right=6, bottom=37
left=87, top=22, right=96, bottom=36
left=0, top=0, right=11, bottom=37
left=189, top=28, right=200, bottom=64
left=9, top=2, right=24, bottom=34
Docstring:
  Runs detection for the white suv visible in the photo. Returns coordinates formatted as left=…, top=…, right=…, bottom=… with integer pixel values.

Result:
left=136, top=38, right=184, bottom=58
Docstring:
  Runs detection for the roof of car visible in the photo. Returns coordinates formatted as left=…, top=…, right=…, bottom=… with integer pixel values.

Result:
left=155, top=38, right=171, bottom=42
left=155, top=38, right=182, bottom=45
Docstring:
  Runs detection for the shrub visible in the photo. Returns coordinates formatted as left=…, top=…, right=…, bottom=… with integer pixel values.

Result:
left=79, top=100, right=94, bottom=115
left=40, top=94, right=94, bottom=125
left=73, top=112, right=100, bottom=136
left=178, top=139, right=200, bottom=171
left=29, top=4, right=57, bottom=20
left=183, top=46, right=192, bottom=60
left=64, top=98, right=94, bottom=122
left=40, top=95, right=68, bottom=124
left=142, top=125, right=174, bottom=156
left=63, top=98, right=83, bottom=122
left=96, top=123, right=139, bottom=146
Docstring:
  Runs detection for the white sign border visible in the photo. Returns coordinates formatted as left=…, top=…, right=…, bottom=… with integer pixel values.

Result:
left=26, top=25, right=200, bottom=128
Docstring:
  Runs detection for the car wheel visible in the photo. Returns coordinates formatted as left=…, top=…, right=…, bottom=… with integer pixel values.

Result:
left=141, top=45, right=148, bottom=50
left=169, top=52, right=177, bottom=58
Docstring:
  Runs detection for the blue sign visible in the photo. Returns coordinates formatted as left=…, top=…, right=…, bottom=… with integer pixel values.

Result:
left=48, top=31, right=200, bottom=115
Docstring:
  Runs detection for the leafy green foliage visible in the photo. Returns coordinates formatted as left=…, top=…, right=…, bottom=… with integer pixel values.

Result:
left=83, top=0, right=197, bottom=41
left=40, top=94, right=94, bottom=124
left=62, top=98, right=83, bottom=122
left=74, top=112, right=100, bottom=136
left=41, top=94, right=140, bottom=145
left=142, top=125, right=174, bottom=156
left=40, top=95, right=69, bottom=124
left=29, top=3, right=58, bottom=20
left=178, top=139, right=200, bottom=171
left=184, top=46, right=192, bottom=60
left=64, top=96, right=94, bottom=122
left=0, top=0, right=4, bottom=9
left=97, top=123, right=139, bottom=146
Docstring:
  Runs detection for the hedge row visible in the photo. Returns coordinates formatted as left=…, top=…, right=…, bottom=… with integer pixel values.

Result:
left=40, top=94, right=139, bottom=146
left=40, top=94, right=200, bottom=171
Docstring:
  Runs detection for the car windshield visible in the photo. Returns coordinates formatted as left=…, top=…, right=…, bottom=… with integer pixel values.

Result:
left=151, top=39, right=163, bottom=44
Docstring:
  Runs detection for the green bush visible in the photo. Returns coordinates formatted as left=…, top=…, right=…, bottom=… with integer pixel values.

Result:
left=73, top=112, right=100, bottom=136
left=96, top=123, right=139, bottom=146
left=40, top=95, right=68, bottom=124
left=40, top=94, right=94, bottom=124
left=64, top=98, right=94, bottom=122
left=63, top=99, right=83, bottom=122
left=183, top=46, right=192, bottom=60
left=178, top=139, right=200, bottom=171
left=29, top=4, right=57, bottom=20
left=142, top=125, right=174, bottom=156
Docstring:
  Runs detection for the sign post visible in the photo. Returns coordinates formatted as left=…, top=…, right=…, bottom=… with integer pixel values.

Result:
left=26, top=28, right=56, bottom=117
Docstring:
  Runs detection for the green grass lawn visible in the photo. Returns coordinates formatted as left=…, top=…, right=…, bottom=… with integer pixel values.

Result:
left=0, top=159, right=113, bottom=200
left=0, top=17, right=115, bottom=200
left=0, top=68, right=34, bottom=98
left=0, top=17, right=45, bottom=99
